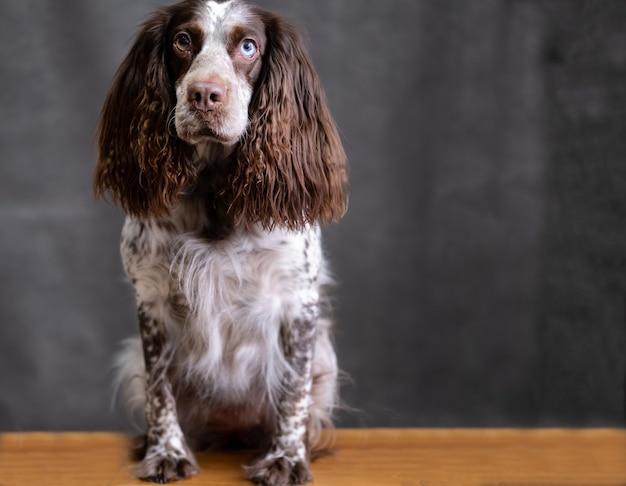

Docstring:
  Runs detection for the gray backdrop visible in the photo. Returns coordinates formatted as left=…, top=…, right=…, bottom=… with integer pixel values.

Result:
left=1, top=0, right=624, bottom=431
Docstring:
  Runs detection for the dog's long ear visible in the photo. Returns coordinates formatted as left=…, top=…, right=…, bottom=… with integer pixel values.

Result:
left=94, top=8, right=195, bottom=219
left=224, top=11, right=348, bottom=230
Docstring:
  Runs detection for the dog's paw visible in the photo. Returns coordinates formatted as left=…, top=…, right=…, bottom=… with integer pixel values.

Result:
left=135, top=450, right=198, bottom=484
left=245, top=455, right=312, bottom=486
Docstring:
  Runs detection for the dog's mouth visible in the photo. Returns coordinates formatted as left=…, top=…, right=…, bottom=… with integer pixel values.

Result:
left=176, top=120, right=238, bottom=145
left=176, top=116, right=239, bottom=145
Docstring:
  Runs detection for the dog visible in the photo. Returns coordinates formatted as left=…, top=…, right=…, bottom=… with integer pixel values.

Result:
left=93, top=0, right=348, bottom=484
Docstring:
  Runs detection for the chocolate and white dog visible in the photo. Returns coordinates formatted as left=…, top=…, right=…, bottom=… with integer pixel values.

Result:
left=94, top=0, right=347, bottom=484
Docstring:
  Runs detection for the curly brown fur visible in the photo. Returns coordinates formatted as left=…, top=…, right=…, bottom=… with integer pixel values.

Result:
left=94, top=5, right=197, bottom=218
left=221, top=11, right=348, bottom=230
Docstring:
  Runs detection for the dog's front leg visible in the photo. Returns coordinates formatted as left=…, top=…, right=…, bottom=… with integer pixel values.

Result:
left=245, top=306, right=318, bottom=486
left=134, top=302, right=198, bottom=483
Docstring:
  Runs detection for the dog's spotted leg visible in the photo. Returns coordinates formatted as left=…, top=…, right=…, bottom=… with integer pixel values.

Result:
left=245, top=305, right=318, bottom=486
left=133, top=303, right=198, bottom=483
left=120, top=219, right=198, bottom=483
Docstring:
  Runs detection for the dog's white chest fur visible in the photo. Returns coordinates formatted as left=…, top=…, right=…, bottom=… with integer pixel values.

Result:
left=120, top=218, right=327, bottom=403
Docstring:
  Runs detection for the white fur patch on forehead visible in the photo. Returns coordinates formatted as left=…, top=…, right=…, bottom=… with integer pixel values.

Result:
left=205, top=0, right=233, bottom=23
left=201, top=0, right=251, bottom=33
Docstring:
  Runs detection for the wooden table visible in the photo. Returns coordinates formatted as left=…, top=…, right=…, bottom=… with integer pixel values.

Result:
left=0, top=429, right=624, bottom=485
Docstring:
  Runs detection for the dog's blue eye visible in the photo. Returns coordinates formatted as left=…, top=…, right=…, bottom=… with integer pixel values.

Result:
left=240, top=39, right=257, bottom=58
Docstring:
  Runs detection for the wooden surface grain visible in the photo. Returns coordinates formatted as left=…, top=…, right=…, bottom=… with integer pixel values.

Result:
left=0, top=429, right=624, bottom=485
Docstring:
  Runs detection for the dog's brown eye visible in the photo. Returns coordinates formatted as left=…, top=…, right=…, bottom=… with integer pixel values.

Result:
left=174, top=32, right=192, bottom=53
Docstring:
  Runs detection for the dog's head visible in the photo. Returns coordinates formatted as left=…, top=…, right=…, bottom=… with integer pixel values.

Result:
left=95, top=0, right=347, bottom=229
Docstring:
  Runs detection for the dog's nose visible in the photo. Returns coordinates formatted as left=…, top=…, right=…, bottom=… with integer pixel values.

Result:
left=188, top=81, right=226, bottom=111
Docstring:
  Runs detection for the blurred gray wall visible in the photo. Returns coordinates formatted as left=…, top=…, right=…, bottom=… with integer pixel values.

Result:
left=1, top=0, right=625, bottom=431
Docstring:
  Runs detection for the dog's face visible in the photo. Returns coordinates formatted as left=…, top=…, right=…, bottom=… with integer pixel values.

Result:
left=166, top=1, right=267, bottom=145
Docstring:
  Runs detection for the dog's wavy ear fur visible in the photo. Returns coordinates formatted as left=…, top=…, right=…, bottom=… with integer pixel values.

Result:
left=94, top=7, right=196, bottom=219
left=222, top=10, right=348, bottom=230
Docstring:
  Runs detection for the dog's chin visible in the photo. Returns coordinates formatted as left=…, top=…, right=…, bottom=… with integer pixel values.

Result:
left=177, top=127, right=240, bottom=146
left=176, top=117, right=246, bottom=146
